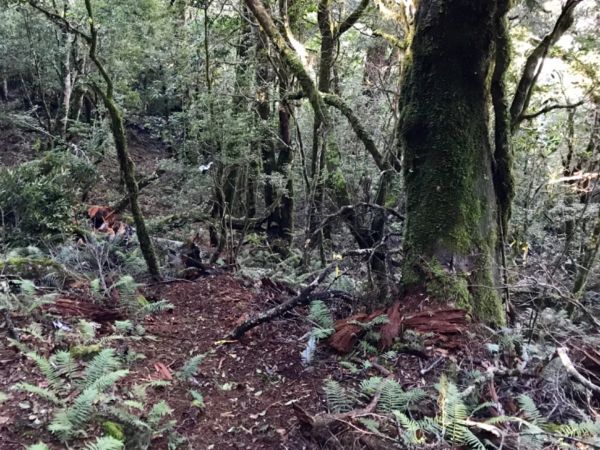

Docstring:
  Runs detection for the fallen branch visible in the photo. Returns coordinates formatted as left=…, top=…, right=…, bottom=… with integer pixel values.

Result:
left=227, top=264, right=336, bottom=340
left=556, top=347, right=600, bottom=394
left=294, top=389, right=382, bottom=431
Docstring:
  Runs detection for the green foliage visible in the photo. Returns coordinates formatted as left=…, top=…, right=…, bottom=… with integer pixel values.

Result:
left=177, top=354, right=205, bottom=380
left=83, top=436, right=124, bottom=450
left=190, top=390, right=205, bottom=408
left=308, top=300, right=334, bottom=340
left=26, top=444, right=51, bottom=450
left=0, top=277, right=57, bottom=315
left=323, top=379, right=354, bottom=413
left=0, top=151, right=96, bottom=243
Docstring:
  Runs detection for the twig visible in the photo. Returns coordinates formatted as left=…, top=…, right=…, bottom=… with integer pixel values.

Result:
left=420, top=356, right=444, bottom=375
left=556, top=347, right=600, bottom=394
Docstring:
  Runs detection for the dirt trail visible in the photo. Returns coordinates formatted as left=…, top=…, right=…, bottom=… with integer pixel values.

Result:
left=131, top=274, right=328, bottom=449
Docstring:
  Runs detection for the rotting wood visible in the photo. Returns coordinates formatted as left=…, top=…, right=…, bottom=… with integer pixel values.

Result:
left=329, top=302, right=467, bottom=353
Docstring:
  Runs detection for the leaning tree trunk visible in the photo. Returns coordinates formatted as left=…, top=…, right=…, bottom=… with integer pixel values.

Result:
left=398, top=0, right=506, bottom=325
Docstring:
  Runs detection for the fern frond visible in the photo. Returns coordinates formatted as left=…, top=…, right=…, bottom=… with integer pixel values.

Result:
left=177, top=354, right=205, bottom=380
left=394, top=411, right=426, bottom=445
left=83, top=436, right=124, bottom=450
left=359, top=376, right=384, bottom=396
left=190, top=390, right=205, bottom=408
left=26, top=351, right=62, bottom=388
left=460, top=427, right=486, bottom=450
left=50, top=350, right=76, bottom=379
left=378, top=379, right=425, bottom=413
left=105, top=406, right=149, bottom=431
left=308, top=301, right=334, bottom=340
left=147, top=400, right=174, bottom=426
left=138, top=300, right=174, bottom=317
left=81, top=349, right=121, bottom=389
left=77, top=320, right=98, bottom=342
left=556, top=420, right=600, bottom=438
left=131, top=380, right=171, bottom=400
left=49, top=387, right=99, bottom=440
left=15, top=382, right=63, bottom=405
left=518, top=394, right=546, bottom=425
left=87, top=369, right=129, bottom=393
left=26, top=444, right=51, bottom=450
left=324, top=380, right=354, bottom=413
left=122, top=400, right=145, bottom=410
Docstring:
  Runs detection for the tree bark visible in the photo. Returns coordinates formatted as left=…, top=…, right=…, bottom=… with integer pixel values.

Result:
left=398, top=0, right=506, bottom=325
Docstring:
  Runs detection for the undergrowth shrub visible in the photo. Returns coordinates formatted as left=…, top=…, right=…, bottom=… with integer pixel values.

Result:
left=0, top=151, right=96, bottom=244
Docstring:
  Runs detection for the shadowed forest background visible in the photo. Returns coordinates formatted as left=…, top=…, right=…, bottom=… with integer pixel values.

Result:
left=1, top=0, right=600, bottom=448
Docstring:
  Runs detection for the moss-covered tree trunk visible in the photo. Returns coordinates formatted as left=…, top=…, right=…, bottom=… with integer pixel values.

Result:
left=398, top=0, right=506, bottom=325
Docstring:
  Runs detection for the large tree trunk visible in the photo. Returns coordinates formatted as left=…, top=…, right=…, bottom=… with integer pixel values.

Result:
left=398, top=0, right=505, bottom=325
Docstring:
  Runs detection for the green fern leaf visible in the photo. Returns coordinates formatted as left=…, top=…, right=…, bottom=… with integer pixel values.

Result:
left=26, top=444, right=51, bottom=450
left=15, top=382, right=63, bottom=405
left=177, top=354, right=205, bottom=379
left=84, top=436, right=124, bottom=450
left=81, top=349, right=121, bottom=389
left=323, top=380, right=354, bottom=413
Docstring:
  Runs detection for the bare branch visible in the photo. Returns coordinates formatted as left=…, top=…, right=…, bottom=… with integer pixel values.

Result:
left=520, top=100, right=585, bottom=121
left=336, top=0, right=370, bottom=37
left=510, top=0, right=584, bottom=131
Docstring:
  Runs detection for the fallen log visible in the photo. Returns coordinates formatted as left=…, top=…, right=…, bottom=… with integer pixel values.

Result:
left=227, top=265, right=336, bottom=340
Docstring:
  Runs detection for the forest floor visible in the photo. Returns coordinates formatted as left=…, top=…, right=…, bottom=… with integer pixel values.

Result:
left=1, top=270, right=487, bottom=449
left=3, top=120, right=600, bottom=450
left=1, top=274, right=335, bottom=449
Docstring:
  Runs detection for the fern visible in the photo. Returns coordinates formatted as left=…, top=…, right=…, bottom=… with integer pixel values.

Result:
left=26, top=351, right=62, bottom=388
left=556, top=420, right=600, bottom=438
left=190, top=390, right=205, bottom=408
left=50, top=350, right=76, bottom=378
left=378, top=379, right=425, bottom=413
left=518, top=394, right=546, bottom=425
left=177, top=354, right=205, bottom=380
left=49, top=387, right=99, bottom=441
left=84, top=436, right=124, bottom=450
left=27, top=444, right=51, bottom=450
left=87, top=369, right=129, bottom=393
left=105, top=405, right=150, bottom=431
left=359, top=376, right=384, bottom=396
left=308, top=300, right=334, bottom=340
left=15, top=382, right=63, bottom=405
left=81, top=349, right=122, bottom=389
left=394, top=411, right=426, bottom=445
left=147, top=400, right=174, bottom=427
left=132, top=380, right=171, bottom=400
left=323, top=380, right=354, bottom=413
left=78, top=319, right=98, bottom=342
left=435, top=375, right=486, bottom=450
left=138, top=300, right=174, bottom=317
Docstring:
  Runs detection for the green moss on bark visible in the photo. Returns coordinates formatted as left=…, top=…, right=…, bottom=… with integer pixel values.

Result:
left=398, top=0, right=507, bottom=326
